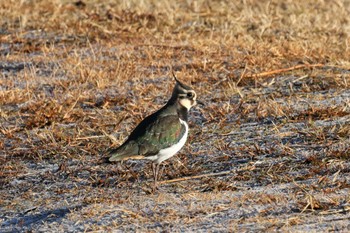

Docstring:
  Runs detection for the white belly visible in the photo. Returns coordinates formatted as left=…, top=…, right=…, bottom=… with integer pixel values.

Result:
left=148, top=119, right=189, bottom=164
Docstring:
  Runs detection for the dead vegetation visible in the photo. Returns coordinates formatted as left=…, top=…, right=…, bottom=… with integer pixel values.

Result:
left=1, top=0, right=350, bottom=232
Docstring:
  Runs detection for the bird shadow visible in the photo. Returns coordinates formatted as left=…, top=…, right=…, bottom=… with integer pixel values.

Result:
left=1, top=204, right=85, bottom=232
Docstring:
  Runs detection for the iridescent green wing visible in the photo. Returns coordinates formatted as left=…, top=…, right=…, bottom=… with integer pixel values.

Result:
left=136, top=114, right=186, bottom=156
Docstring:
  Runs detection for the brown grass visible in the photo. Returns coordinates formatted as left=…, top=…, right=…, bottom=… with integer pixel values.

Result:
left=1, top=0, right=350, bottom=232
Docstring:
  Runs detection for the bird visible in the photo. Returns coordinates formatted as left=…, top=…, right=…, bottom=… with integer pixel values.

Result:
left=107, top=73, right=198, bottom=189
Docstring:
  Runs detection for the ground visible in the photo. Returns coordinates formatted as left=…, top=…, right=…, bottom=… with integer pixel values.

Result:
left=1, top=0, right=350, bottom=232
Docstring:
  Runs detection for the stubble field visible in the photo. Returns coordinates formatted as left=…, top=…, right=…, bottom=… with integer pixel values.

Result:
left=1, top=0, right=350, bottom=232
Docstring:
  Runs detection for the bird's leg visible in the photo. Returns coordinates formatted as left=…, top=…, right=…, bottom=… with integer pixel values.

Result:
left=152, top=163, right=161, bottom=191
left=152, top=163, right=158, bottom=190
left=155, top=163, right=160, bottom=183
left=159, top=163, right=165, bottom=182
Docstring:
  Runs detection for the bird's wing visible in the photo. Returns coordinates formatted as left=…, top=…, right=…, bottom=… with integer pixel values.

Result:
left=136, top=114, right=187, bottom=156
left=108, top=114, right=186, bottom=162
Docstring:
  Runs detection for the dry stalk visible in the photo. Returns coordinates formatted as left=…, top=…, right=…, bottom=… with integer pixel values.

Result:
left=245, top=64, right=325, bottom=78
left=159, top=169, right=236, bottom=184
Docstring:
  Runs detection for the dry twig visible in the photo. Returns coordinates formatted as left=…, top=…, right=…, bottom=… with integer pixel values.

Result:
left=245, top=64, right=325, bottom=78
left=159, top=170, right=234, bottom=184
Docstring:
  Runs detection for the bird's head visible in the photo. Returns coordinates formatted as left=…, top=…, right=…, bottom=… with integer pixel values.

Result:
left=170, top=73, right=197, bottom=110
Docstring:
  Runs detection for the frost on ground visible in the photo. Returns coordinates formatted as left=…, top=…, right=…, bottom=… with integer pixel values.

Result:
left=1, top=0, right=350, bottom=232
left=1, top=74, right=349, bottom=231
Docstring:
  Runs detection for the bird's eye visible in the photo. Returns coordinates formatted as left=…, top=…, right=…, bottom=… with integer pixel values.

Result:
left=187, top=92, right=193, bottom=98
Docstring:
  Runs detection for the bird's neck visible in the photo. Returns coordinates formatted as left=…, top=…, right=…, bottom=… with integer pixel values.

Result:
left=163, top=100, right=189, bottom=122
left=176, top=103, right=189, bottom=122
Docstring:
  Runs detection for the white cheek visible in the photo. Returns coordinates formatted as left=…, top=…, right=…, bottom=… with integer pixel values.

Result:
left=179, top=99, right=192, bottom=109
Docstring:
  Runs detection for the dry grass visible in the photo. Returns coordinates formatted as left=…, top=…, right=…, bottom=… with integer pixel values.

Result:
left=1, top=0, right=350, bottom=232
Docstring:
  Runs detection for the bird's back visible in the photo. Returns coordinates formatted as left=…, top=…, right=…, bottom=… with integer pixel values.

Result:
left=108, top=104, right=182, bottom=162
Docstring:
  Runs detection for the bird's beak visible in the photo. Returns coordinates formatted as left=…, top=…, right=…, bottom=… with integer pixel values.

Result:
left=196, top=100, right=204, bottom=106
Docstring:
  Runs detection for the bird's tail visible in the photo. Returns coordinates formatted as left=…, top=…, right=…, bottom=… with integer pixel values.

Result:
left=108, top=142, right=140, bottom=162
